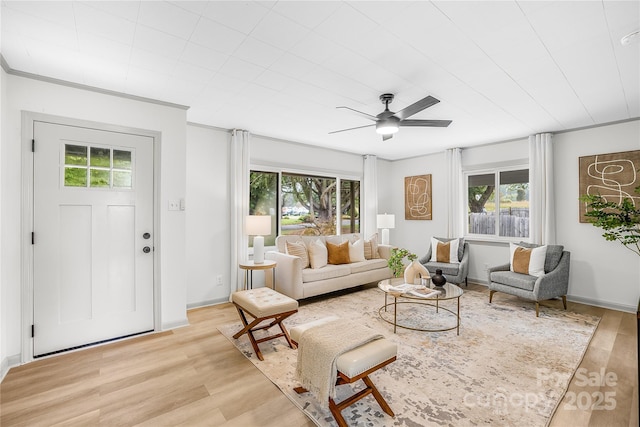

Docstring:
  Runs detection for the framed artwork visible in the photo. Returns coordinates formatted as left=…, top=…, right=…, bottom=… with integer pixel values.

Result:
left=579, top=149, right=640, bottom=222
left=405, top=174, right=432, bottom=220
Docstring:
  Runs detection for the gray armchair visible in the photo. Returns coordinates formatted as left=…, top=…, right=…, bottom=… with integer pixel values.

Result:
left=419, top=237, right=469, bottom=286
left=488, top=242, right=570, bottom=317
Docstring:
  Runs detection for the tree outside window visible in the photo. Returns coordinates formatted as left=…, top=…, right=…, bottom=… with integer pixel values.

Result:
left=467, top=168, right=529, bottom=238
left=250, top=170, right=360, bottom=239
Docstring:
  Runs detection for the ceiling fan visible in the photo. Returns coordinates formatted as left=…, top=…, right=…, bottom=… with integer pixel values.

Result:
left=330, top=93, right=452, bottom=141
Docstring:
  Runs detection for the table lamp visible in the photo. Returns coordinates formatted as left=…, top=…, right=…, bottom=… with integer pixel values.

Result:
left=246, top=215, right=271, bottom=263
left=377, top=213, right=395, bottom=245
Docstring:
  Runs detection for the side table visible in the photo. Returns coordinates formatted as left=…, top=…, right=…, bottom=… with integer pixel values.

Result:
left=239, top=260, right=277, bottom=291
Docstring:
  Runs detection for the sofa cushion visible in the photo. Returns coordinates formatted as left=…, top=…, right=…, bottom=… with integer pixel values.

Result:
left=490, top=270, right=537, bottom=291
left=510, top=243, right=546, bottom=277
left=286, top=241, right=309, bottom=268
left=309, top=239, right=328, bottom=269
left=430, top=237, right=459, bottom=264
left=302, top=264, right=351, bottom=283
left=517, top=242, right=564, bottom=273
left=327, top=241, right=350, bottom=265
left=349, top=258, right=388, bottom=274
left=349, top=239, right=366, bottom=262
left=424, top=261, right=461, bottom=277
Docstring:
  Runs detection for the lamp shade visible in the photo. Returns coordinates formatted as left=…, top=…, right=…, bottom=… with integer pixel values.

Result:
left=246, top=215, right=271, bottom=236
left=377, top=214, right=395, bottom=229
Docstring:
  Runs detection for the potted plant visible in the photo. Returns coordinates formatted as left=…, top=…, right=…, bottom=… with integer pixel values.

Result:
left=580, top=187, right=640, bottom=256
left=387, top=247, right=417, bottom=278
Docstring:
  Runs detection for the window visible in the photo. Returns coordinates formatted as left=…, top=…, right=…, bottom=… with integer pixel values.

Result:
left=466, top=168, right=529, bottom=238
left=249, top=170, right=360, bottom=244
left=340, top=179, right=360, bottom=234
left=64, top=144, right=132, bottom=189
left=249, top=171, right=278, bottom=247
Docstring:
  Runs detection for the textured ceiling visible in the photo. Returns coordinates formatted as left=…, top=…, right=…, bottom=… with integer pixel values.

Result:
left=2, top=1, right=639, bottom=160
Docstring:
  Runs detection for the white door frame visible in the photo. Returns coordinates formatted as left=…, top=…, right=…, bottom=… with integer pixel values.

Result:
left=21, top=111, right=162, bottom=363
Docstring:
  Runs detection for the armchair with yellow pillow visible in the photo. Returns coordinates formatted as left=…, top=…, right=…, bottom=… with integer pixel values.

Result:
left=487, top=242, right=570, bottom=317
left=418, top=237, right=469, bottom=286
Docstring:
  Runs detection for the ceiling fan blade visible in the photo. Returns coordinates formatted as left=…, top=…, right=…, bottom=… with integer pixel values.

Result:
left=395, top=95, right=440, bottom=120
left=382, top=134, right=393, bottom=141
left=329, top=124, right=375, bottom=134
left=336, top=106, right=378, bottom=121
left=399, top=119, right=452, bottom=127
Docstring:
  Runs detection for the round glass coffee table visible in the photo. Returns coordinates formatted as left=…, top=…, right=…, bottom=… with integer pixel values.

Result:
left=378, top=277, right=463, bottom=335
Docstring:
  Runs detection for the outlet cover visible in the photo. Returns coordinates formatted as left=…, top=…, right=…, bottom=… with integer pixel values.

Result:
left=216, top=275, right=223, bottom=286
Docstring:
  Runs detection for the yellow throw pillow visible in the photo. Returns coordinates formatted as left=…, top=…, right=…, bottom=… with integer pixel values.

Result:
left=327, top=240, right=350, bottom=265
left=436, top=241, right=451, bottom=263
left=509, top=243, right=547, bottom=277
left=286, top=240, right=309, bottom=269
left=511, top=246, right=531, bottom=274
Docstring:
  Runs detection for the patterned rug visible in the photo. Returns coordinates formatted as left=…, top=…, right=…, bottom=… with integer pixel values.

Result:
left=218, top=286, right=600, bottom=427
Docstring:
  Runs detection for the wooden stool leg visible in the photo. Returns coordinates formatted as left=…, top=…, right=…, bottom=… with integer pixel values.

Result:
left=232, top=306, right=264, bottom=361
left=329, top=398, right=349, bottom=427
left=363, top=376, right=394, bottom=416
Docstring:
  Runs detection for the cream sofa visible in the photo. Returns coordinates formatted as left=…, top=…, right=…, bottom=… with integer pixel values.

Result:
left=265, top=233, right=393, bottom=300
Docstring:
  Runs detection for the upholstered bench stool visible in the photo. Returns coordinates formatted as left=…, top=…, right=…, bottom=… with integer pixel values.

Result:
left=231, top=287, right=298, bottom=361
left=291, top=317, right=397, bottom=427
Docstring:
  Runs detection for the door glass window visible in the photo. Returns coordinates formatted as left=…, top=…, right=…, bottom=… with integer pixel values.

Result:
left=64, top=144, right=133, bottom=189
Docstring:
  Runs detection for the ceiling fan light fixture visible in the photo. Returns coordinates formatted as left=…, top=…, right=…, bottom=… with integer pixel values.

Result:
left=375, top=118, right=399, bottom=135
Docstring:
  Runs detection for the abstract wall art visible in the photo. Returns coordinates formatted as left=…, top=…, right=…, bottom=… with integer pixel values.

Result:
left=579, top=149, right=640, bottom=222
left=404, top=174, right=432, bottom=220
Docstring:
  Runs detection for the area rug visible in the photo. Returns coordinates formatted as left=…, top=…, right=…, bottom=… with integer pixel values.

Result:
left=218, top=287, right=600, bottom=427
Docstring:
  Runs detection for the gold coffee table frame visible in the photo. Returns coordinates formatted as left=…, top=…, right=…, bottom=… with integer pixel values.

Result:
left=378, top=278, right=463, bottom=335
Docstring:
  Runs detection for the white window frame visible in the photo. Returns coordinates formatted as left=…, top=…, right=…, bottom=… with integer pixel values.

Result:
left=249, top=165, right=362, bottom=251
left=464, top=163, right=530, bottom=242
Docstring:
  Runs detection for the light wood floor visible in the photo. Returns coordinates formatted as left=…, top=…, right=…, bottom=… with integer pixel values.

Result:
left=1, top=284, right=637, bottom=426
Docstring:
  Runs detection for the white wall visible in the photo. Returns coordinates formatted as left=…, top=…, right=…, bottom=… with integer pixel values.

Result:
left=388, top=124, right=640, bottom=312
left=385, top=151, right=448, bottom=258
left=461, top=138, right=529, bottom=282
left=251, top=134, right=364, bottom=178
left=0, top=66, right=6, bottom=380
left=184, top=131, right=368, bottom=305
left=2, top=74, right=189, bottom=369
left=554, top=120, right=640, bottom=312
left=185, top=124, right=231, bottom=307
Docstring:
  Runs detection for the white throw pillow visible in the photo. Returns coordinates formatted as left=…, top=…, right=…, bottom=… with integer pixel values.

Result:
left=308, top=239, right=328, bottom=269
left=429, top=237, right=460, bottom=265
left=509, top=243, right=547, bottom=277
left=348, top=239, right=366, bottom=262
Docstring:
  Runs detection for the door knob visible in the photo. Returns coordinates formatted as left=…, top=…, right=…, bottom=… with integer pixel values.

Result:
left=143, top=246, right=151, bottom=253
left=143, top=232, right=151, bottom=239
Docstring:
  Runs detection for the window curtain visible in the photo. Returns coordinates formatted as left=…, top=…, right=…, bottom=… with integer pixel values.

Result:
left=445, top=148, right=464, bottom=238
left=230, top=129, right=250, bottom=295
left=363, top=154, right=378, bottom=238
left=529, top=133, right=556, bottom=244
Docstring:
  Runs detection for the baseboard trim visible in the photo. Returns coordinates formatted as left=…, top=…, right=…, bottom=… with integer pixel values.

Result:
left=468, top=277, right=488, bottom=285
left=1, top=354, right=22, bottom=383
left=161, top=318, right=190, bottom=331
left=567, top=295, right=637, bottom=314
left=470, top=278, right=636, bottom=314
left=187, top=298, right=231, bottom=310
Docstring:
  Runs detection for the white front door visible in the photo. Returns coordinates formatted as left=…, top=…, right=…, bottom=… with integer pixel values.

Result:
left=33, top=121, right=154, bottom=357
